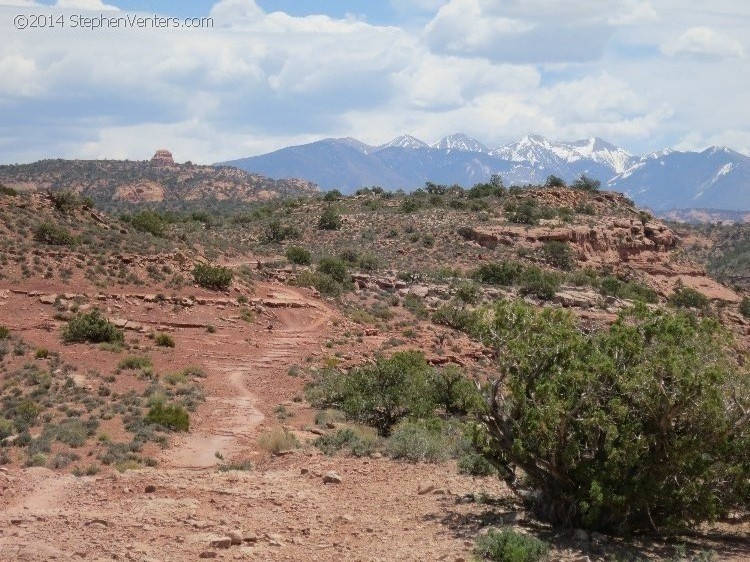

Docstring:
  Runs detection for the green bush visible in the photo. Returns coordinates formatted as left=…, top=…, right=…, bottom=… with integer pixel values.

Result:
left=468, top=175, right=505, bottom=198
left=571, top=174, right=601, bottom=191
left=400, top=198, right=421, bottom=213
left=458, top=451, right=496, bottom=477
left=285, top=246, right=312, bottom=265
left=740, top=297, right=750, bottom=318
left=472, top=261, right=525, bottom=286
left=335, top=351, right=436, bottom=435
left=258, top=425, right=299, bottom=453
left=145, top=403, right=190, bottom=432
left=474, top=528, right=549, bottom=562
left=118, top=355, right=152, bottom=370
left=669, top=283, right=710, bottom=310
left=518, top=266, right=560, bottom=300
left=541, top=241, right=574, bottom=270
left=63, top=310, right=124, bottom=344
left=322, top=189, right=342, bottom=202
left=0, top=326, right=9, bottom=339
left=318, top=207, right=342, bottom=230
left=314, top=427, right=378, bottom=457
left=455, top=282, right=481, bottom=304
left=49, top=190, right=86, bottom=213
left=545, top=174, right=566, bottom=188
left=193, top=263, right=233, bottom=291
left=35, top=222, right=77, bottom=246
left=429, top=365, right=482, bottom=415
left=600, top=276, right=658, bottom=303
left=473, top=300, right=750, bottom=532
left=264, top=220, right=299, bottom=242
left=385, top=419, right=453, bottom=463
left=127, top=211, right=166, bottom=237
left=504, top=200, right=539, bottom=225
left=294, top=271, right=342, bottom=297
left=154, top=332, right=175, bottom=348
left=432, top=304, right=478, bottom=332
left=0, top=183, right=18, bottom=196
left=317, top=258, right=348, bottom=283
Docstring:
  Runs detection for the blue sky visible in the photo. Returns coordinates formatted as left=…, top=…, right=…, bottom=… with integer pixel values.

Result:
left=1, top=0, right=749, bottom=164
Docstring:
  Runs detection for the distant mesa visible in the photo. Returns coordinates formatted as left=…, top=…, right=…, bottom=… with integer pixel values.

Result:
left=151, top=149, right=175, bottom=167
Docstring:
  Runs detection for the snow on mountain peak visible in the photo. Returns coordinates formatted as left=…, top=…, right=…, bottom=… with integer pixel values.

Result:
left=431, top=133, right=488, bottom=153
left=379, top=135, right=429, bottom=150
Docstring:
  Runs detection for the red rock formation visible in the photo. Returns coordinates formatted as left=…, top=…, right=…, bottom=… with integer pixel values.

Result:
left=151, top=149, right=175, bottom=167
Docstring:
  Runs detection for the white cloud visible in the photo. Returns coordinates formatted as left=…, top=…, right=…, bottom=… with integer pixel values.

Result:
left=608, top=1, right=658, bottom=25
left=209, top=0, right=263, bottom=25
left=662, top=27, right=744, bottom=59
left=55, top=0, right=119, bottom=10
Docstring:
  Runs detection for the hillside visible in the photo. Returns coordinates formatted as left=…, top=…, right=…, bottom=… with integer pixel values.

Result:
left=0, top=185, right=748, bottom=560
left=0, top=150, right=318, bottom=212
left=219, top=133, right=750, bottom=211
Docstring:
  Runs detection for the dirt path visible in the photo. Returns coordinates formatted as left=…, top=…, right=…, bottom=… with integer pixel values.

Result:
left=166, top=285, right=331, bottom=468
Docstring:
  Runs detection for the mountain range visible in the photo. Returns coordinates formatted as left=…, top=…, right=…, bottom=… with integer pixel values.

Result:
left=220, top=134, right=750, bottom=212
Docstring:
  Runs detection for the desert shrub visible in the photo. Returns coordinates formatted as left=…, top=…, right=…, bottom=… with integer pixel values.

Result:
left=455, top=282, right=481, bottom=304
left=0, top=326, right=9, bottom=339
left=49, top=190, right=86, bottom=212
left=472, top=261, right=524, bottom=286
left=473, top=300, right=750, bottom=532
left=0, top=418, right=14, bottom=439
left=403, top=294, right=429, bottom=319
left=432, top=304, right=478, bottom=332
left=294, top=271, right=342, bottom=297
left=314, top=426, right=378, bottom=457
left=285, top=246, right=311, bottom=265
left=384, top=419, right=456, bottom=462
left=63, top=310, right=124, bottom=344
left=474, top=528, right=549, bottom=562
left=35, top=222, right=77, bottom=246
left=258, top=426, right=299, bottom=453
left=264, top=219, right=299, bottom=242
left=193, top=263, right=233, bottom=290
left=335, top=351, right=436, bottom=435
left=545, top=174, right=566, bottom=188
left=468, top=175, right=504, bottom=198
left=0, top=183, right=18, bottom=196
left=322, top=189, right=342, bottom=202
left=504, top=200, right=538, bottom=225
left=518, top=266, right=560, bottom=300
left=541, top=241, right=574, bottom=270
left=600, top=276, right=658, bottom=303
left=571, top=174, right=601, bottom=191
left=35, top=348, right=49, bottom=359
left=218, top=459, right=253, bottom=472
left=118, top=355, right=151, bottom=370
left=740, top=297, right=750, bottom=318
left=429, top=365, right=482, bottom=415
left=154, top=332, right=175, bottom=348
left=25, top=452, right=48, bottom=467
left=669, top=283, right=710, bottom=310
left=317, top=258, right=348, bottom=283
left=458, top=451, right=496, bottom=477
left=47, top=419, right=90, bottom=448
left=400, top=198, right=421, bottom=213
left=318, top=207, right=342, bottom=230
left=356, top=253, right=380, bottom=272
left=145, top=403, right=190, bottom=432
left=127, top=211, right=166, bottom=237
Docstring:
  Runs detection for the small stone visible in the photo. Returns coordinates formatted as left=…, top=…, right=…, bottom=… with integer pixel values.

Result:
left=322, top=471, right=342, bottom=484
left=242, top=531, right=258, bottom=543
left=209, top=537, right=232, bottom=549
left=199, top=552, right=217, bottom=559
left=300, top=468, right=309, bottom=475
left=417, top=482, right=435, bottom=495
left=591, top=531, right=608, bottom=544
left=325, top=422, right=336, bottom=429
left=144, top=485, right=156, bottom=494
left=572, top=528, right=590, bottom=542
left=227, top=530, right=243, bottom=545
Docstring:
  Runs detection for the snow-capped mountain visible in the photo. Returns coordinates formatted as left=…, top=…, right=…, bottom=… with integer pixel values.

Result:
left=431, top=133, right=488, bottom=153
left=376, top=135, right=430, bottom=151
left=219, top=134, right=750, bottom=211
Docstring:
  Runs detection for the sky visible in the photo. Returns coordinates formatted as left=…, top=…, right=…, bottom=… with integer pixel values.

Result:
left=0, top=0, right=749, bottom=164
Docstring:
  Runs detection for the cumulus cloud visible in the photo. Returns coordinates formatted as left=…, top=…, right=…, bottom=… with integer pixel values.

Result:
left=662, top=27, right=744, bottom=59
left=0, top=0, right=747, bottom=163
left=55, top=0, right=119, bottom=11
